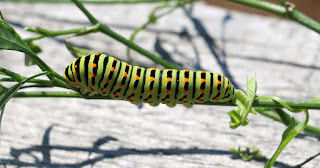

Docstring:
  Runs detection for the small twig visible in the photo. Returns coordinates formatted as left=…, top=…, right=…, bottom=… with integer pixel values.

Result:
left=226, top=0, right=320, bottom=33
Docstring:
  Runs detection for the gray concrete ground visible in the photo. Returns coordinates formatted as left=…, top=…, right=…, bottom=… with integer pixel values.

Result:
left=0, top=2, right=319, bottom=168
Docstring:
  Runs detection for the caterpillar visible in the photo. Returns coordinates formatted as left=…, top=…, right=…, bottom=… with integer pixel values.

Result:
left=64, top=53, right=235, bottom=108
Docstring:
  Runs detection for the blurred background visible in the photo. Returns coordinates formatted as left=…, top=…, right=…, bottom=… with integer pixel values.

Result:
left=206, top=0, right=320, bottom=22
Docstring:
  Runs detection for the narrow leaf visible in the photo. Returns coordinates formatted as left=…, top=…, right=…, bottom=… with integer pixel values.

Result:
left=265, top=111, right=309, bottom=168
left=0, top=72, right=48, bottom=111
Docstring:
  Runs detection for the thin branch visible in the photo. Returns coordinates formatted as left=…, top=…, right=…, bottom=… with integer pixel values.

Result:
left=71, top=0, right=181, bottom=70
left=24, top=24, right=101, bottom=42
left=226, top=0, right=320, bottom=33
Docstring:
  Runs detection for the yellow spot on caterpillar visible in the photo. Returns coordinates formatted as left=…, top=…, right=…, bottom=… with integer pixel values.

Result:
left=226, top=77, right=229, bottom=81
left=92, top=63, right=97, bottom=68
left=113, top=58, right=117, bottom=61
left=75, top=65, right=78, bottom=68
left=151, top=68, right=156, bottom=70
left=217, top=73, right=221, bottom=76
left=200, top=79, right=206, bottom=83
left=106, top=79, right=110, bottom=83
left=123, top=72, right=128, bottom=77
left=95, top=53, right=100, bottom=56
left=126, top=63, right=130, bottom=66
left=91, top=74, right=95, bottom=78
left=137, top=66, right=141, bottom=69
left=135, top=75, right=140, bottom=80
left=110, top=67, right=115, bottom=72
left=89, top=85, right=93, bottom=89
left=227, top=84, right=229, bottom=88
left=185, top=70, right=190, bottom=72
left=184, top=78, right=189, bottom=83
left=201, top=71, right=206, bottom=73
left=166, top=77, right=172, bottom=82
left=217, top=81, right=221, bottom=85
left=149, top=77, right=154, bottom=82
left=168, top=69, right=172, bottom=71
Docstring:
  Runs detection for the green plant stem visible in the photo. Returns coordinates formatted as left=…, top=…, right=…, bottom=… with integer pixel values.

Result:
left=11, top=91, right=320, bottom=110
left=71, top=0, right=181, bottom=70
left=0, top=68, right=67, bottom=88
left=24, top=25, right=101, bottom=43
left=256, top=108, right=320, bottom=136
left=0, top=78, right=51, bottom=84
left=127, top=3, right=180, bottom=64
left=226, top=0, right=320, bottom=33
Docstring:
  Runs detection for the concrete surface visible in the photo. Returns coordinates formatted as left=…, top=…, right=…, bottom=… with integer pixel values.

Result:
left=0, top=1, right=319, bottom=168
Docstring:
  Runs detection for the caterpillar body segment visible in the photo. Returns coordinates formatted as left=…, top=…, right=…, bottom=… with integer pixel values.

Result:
left=64, top=53, right=236, bottom=108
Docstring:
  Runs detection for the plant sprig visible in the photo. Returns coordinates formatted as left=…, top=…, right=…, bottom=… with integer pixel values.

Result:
left=0, top=0, right=319, bottom=167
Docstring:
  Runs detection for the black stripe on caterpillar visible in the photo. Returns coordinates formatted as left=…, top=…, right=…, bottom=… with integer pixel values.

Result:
left=64, top=53, right=235, bottom=108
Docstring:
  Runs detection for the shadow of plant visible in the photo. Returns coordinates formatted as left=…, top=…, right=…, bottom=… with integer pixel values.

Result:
left=0, top=125, right=292, bottom=168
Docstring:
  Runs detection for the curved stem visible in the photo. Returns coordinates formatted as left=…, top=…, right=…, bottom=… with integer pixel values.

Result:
left=71, top=0, right=181, bottom=70
left=226, top=0, right=320, bottom=33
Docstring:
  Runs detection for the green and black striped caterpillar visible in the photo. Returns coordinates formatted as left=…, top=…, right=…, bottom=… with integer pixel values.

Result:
left=64, top=53, right=235, bottom=108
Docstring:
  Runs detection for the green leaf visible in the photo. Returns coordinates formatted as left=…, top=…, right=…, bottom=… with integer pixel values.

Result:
left=228, top=109, right=248, bottom=129
left=23, top=41, right=41, bottom=66
left=0, top=72, right=48, bottom=135
left=0, top=67, right=25, bottom=82
left=0, top=11, right=32, bottom=54
left=230, top=146, right=266, bottom=161
left=229, top=75, right=257, bottom=128
left=28, top=41, right=42, bottom=53
left=259, top=96, right=304, bottom=113
left=24, top=42, right=42, bottom=66
left=0, top=72, right=48, bottom=111
left=0, top=105, right=5, bottom=134
left=0, top=84, right=7, bottom=95
left=65, top=41, right=99, bottom=58
left=265, top=111, right=309, bottom=168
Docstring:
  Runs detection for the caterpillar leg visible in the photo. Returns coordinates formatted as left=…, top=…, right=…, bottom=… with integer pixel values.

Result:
left=183, top=103, right=193, bottom=108
left=148, top=101, right=160, bottom=107
left=165, top=103, right=176, bottom=108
